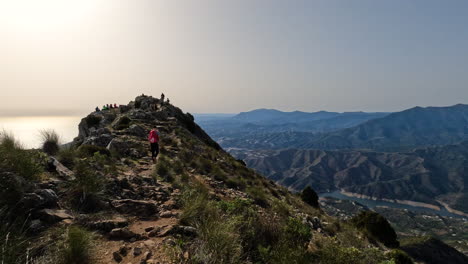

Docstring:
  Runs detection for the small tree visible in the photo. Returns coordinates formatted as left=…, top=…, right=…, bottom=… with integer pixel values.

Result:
left=301, top=186, right=319, bottom=208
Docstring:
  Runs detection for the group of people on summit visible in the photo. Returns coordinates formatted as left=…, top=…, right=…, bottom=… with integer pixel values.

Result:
left=95, top=104, right=119, bottom=112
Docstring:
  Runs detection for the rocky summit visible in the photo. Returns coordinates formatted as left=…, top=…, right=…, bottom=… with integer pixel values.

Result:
left=1, top=95, right=467, bottom=264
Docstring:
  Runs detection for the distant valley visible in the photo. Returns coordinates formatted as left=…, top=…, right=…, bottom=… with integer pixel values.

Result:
left=197, top=104, right=468, bottom=216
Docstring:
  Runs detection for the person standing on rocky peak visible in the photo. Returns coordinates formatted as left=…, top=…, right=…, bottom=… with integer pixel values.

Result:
left=148, top=126, right=160, bottom=163
left=160, top=93, right=165, bottom=103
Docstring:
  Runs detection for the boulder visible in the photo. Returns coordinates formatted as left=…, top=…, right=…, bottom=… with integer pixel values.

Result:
left=112, top=115, right=132, bottom=130
left=37, top=209, right=73, bottom=224
left=109, top=227, right=139, bottom=240
left=89, top=217, right=129, bottom=232
left=82, top=134, right=114, bottom=147
left=90, top=127, right=111, bottom=136
left=107, top=138, right=146, bottom=158
left=119, top=245, right=130, bottom=256
left=134, top=95, right=159, bottom=110
left=50, top=157, right=75, bottom=179
left=128, top=109, right=153, bottom=120
left=111, top=199, right=159, bottom=217
left=112, top=251, right=123, bottom=263
left=119, top=105, right=131, bottom=113
left=158, top=225, right=197, bottom=237
left=78, top=114, right=103, bottom=138
left=125, top=124, right=147, bottom=138
left=133, top=246, right=142, bottom=256
left=140, top=251, right=153, bottom=264
left=19, top=189, right=58, bottom=211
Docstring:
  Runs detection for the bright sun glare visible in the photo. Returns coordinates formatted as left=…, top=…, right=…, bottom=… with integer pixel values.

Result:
left=0, top=0, right=99, bottom=32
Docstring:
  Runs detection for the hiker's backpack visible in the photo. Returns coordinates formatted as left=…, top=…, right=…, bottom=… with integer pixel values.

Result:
left=149, top=130, right=159, bottom=143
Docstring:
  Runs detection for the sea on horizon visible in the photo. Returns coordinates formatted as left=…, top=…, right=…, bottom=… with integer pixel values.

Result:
left=0, top=116, right=82, bottom=149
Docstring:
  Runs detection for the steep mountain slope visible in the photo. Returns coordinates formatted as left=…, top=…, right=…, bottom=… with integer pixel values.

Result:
left=306, top=104, right=468, bottom=151
left=240, top=141, right=468, bottom=215
left=3, top=95, right=443, bottom=264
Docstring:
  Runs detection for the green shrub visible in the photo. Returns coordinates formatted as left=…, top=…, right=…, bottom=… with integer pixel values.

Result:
left=247, top=186, right=269, bottom=208
left=57, top=147, right=77, bottom=169
left=314, top=237, right=389, bottom=264
left=0, top=208, right=28, bottom=264
left=351, top=211, right=399, bottom=248
left=0, top=131, right=42, bottom=181
left=179, top=181, right=210, bottom=226
left=180, top=183, right=243, bottom=264
left=212, top=165, right=227, bottom=181
left=73, top=160, right=103, bottom=194
left=69, top=160, right=104, bottom=212
left=257, top=217, right=313, bottom=264
left=218, top=199, right=253, bottom=215
left=153, top=156, right=173, bottom=182
left=301, top=186, right=319, bottom=208
left=172, top=159, right=184, bottom=174
left=91, top=152, right=117, bottom=175
left=225, top=177, right=247, bottom=190
left=40, top=129, right=61, bottom=156
left=60, top=226, right=93, bottom=264
left=77, top=144, right=110, bottom=158
left=386, top=249, right=413, bottom=264
left=198, top=157, right=213, bottom=174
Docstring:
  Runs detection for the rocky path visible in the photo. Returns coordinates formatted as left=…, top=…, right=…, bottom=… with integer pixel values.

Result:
left=92, top=157, right=183, bottom=264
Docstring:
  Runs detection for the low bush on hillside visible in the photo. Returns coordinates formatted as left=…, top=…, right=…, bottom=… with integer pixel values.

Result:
left=246, top=186, right=270, bottom=208
left=60, top=226, right=93, bottom=264
left=153, top=155, right=174, bottom=182
left=177, top=179, right=314, bottom=264
left=40, top=129, right=60, bottom=156
left=301, top=186, right=320, bottom=208
left=314, top=236, right=387, bottom=264
left=0, top=208, right=28, bottom=264
left=351, top=211, right=400, bottom=248
left=77, top=144, right=110, bottom=158
left=69, top=160, right=104, bottom=212
left=57, top=147, right=77, bottom=169
left=0, top=132, right=43, bottom=210
left=386, top=249, right=414, bottom=264
left=0, top=131, right=43, bottom=181
left=91, top=152, right=117, bottom=175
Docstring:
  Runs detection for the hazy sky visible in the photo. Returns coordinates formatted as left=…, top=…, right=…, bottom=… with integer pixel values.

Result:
left=1, top=0, right=467, bottom=116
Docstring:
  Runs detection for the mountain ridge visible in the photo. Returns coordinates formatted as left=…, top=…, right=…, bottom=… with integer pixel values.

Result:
left=5, top=95, right=456, bottom=263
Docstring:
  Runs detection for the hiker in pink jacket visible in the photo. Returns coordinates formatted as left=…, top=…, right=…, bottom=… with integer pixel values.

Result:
left=148, top=126, right=160, bottom=162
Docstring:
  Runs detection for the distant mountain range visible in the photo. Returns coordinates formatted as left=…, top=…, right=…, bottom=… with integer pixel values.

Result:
left=305, top=104, right=468, bottom=151
left=197, top=109, right=389, bottom=149
left=232, top=141, right=468, bottom=215
left=198, top=104, right=468, bottom=215
left=199, top=104, right=468, bottom=152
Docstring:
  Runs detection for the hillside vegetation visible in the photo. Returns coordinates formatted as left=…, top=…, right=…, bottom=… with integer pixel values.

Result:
left=1, top=95, right=463, bottom=263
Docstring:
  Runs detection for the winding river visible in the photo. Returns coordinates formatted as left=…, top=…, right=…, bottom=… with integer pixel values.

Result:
left=320, top=191, right=466, bottom=219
